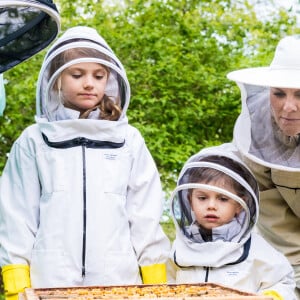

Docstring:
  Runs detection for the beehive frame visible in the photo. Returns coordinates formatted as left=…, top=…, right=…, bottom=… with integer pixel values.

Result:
left=20, top=283, right=272, bottom=300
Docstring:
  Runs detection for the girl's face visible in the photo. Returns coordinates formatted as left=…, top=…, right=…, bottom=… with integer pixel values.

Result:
left=270, top=87, right=300, bottom=136
left=60, top=62, right=108, bottom=113
left=190, top=182, right=242, bottom=230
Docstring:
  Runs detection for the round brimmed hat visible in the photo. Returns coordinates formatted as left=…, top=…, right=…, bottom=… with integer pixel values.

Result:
left=227, top=35, right=300, bottom=88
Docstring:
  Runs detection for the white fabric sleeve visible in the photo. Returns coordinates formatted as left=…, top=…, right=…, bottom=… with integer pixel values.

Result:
left=125, top=126, right=170, bottom=267
left=0, top=129, right=40, bottom=266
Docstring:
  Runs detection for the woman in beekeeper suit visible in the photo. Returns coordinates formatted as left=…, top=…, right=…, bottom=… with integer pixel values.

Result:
left=0, top=25, right=170, bottom=300
left=224, top=35, right=300, bottom=299
left=168, top=149, right=296, bottom=300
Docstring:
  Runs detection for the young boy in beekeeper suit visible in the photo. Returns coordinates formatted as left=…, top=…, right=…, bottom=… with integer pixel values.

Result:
left=168, top=148, right=296, bottom=300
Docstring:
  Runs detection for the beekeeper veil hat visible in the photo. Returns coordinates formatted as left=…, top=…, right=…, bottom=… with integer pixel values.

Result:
left=0, top=0, right=60, bottom=73
left=227, top=35, right=300, bottom=169
left=227, top=35, right=300, bottom=88
left=170, top=149, right=259, bottom=244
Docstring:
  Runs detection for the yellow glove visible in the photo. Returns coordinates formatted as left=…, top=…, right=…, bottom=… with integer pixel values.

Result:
left=2, top=264, right=31, bottom=300
left=140, top=263, right=167, bottom=284
left=262, top=290, right=284, bottom=300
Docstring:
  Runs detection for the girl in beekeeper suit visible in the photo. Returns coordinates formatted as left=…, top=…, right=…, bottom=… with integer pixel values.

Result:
left=0, top=26, right=170, bottom=300
left=168, top=149, right=296, bottom=300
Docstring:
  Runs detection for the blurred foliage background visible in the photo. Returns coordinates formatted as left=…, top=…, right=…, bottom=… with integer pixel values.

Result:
left=0, top=0, right=299, bottom=199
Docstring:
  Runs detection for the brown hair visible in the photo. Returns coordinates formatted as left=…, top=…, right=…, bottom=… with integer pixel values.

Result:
left=49, top=47, right=122, bottom=121
left=188, top=156, right=258, bottom=204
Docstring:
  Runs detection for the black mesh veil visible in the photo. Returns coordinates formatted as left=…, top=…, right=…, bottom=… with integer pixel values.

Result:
left=171, top=153, right=259, bottom=243
left=0, top=0, right=60, bottom=73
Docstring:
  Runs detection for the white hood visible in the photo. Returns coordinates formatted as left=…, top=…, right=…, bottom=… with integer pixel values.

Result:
left=170, top=149, right=259, bottom=267
left=227, top=35, right=300, bottom=171
left=231, top=83, right=300, bottom=171
left=35, top=26, right=130, bottom=122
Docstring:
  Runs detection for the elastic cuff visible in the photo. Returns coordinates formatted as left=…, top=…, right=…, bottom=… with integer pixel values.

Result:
left=262, top=290, right=283, bottom=300
left=140, top=263, right=167, bottom=284
left=2, top=264, right=31, bottom=296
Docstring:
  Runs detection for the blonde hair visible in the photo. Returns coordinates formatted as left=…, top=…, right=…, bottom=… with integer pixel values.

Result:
left=49, top=47, right=121, bottom=120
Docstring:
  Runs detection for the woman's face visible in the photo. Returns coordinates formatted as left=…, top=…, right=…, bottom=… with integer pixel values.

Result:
left=270, top=87, right=300, bottom=136
left=60, top=62, right=108, bottom=113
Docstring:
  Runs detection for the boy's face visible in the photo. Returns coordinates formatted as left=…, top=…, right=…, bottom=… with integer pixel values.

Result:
left=190, top=185, right=242, bottom=230
left=60, top=62, right=108, bottom=113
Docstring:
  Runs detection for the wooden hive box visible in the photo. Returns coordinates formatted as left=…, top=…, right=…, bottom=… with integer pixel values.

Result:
left=20, top=283, right=273, bottom=300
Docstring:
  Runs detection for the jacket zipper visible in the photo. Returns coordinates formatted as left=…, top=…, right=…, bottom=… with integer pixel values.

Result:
left=81, top=143, right=87, bottom=278
left=41, top=134, right=125, bottom=278
left=204, top=267, right=209, bottom=282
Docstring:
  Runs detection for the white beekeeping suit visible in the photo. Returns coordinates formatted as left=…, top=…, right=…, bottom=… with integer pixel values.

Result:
left=0, top=74, right=5, bottom=116
left=168, top=147, right=296, bottom=300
